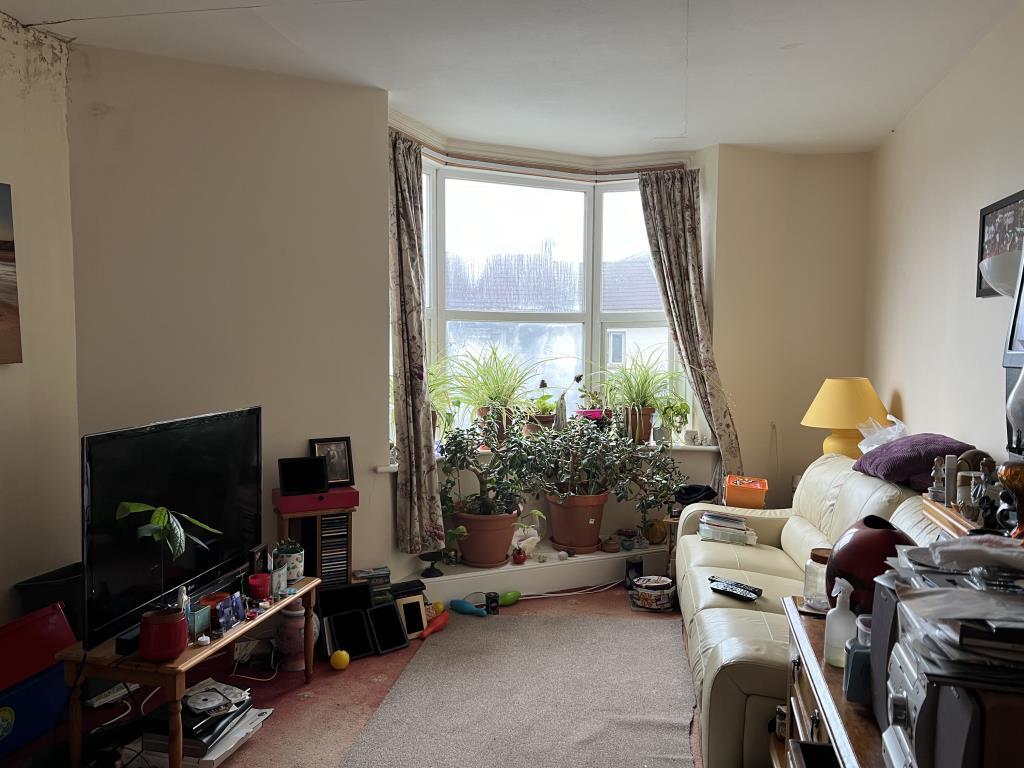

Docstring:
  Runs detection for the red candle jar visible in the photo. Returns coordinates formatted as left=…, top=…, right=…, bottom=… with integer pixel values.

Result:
left=248, top=573, right=271, bottom=599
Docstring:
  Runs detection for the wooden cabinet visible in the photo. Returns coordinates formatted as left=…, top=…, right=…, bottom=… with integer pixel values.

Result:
left=772, top=597, right=884, bottom=768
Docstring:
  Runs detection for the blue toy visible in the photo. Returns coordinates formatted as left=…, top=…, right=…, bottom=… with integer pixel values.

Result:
left=450, top=599, right=487, bottom=617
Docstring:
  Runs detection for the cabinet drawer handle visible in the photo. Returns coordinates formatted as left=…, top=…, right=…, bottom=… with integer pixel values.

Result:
left=791, top=657, right=802, bottom=681
left=810, top=709, right=821, bottom=740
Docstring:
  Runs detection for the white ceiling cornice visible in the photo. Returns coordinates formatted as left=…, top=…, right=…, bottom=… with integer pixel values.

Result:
left=388, top=108, right=694, bottom=176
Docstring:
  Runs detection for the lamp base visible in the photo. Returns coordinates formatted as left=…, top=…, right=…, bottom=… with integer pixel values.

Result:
left=823, top=429, right=863, bottom=459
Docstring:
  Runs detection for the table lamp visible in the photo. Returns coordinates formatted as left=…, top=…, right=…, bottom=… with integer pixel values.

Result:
left=801, top=377, right=888, bottom=458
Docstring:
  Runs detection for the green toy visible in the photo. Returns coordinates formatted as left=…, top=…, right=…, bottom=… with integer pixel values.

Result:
left=498, top=590, right=521, bottom=607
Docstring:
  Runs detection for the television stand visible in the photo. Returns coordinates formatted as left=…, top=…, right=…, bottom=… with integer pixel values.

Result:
left=56, top=576, right=321, bottom=768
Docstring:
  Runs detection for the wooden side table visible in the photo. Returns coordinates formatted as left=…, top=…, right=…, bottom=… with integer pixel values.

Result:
left=663, top=515, right=682, bottom=577
left=57, top=577, right=321, bottom=768
left=776, top=596, right=883, bottom=768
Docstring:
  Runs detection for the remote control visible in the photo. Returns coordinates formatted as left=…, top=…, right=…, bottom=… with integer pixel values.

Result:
left=710, top=582, right=759, bottom=602
left=708, top=575, right=763, bottom=598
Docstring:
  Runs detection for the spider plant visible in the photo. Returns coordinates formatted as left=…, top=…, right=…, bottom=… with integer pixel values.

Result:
left=427, top=356, right=460, bottom=435
left=447, top=345, right=543, bottom=417
left=605, top=347, right=678, bottom=410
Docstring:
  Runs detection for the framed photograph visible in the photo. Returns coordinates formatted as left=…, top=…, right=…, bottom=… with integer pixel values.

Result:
left=395, top=595, right=427, bottom=639
left=0, top=182, right=22, bottom=364
left=978, top=188, right=1024, bottom=297
left=271, top=565, right=288, bottom=598
left=248, top=544, right=269, bottom=575
left=308, top=436, right=354, bottom=487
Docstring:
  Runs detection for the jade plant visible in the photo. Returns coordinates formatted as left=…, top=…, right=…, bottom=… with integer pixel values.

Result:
left=437, top=409, right=541, bottom=517
left=527, top=416, right=687, bottom=527
left=116, top=502, right=222, bottom=561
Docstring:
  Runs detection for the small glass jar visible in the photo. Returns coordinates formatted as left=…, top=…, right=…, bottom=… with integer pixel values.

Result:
left=803, top=547, right=831, bottom=611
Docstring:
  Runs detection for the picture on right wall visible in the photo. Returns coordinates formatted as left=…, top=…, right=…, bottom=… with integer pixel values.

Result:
left=978, top=188, right=1024, bottom=298
left=0, top=182, right=22, bottom=364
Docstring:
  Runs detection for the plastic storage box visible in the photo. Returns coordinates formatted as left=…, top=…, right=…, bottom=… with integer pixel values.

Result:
left=723, top=475, right=769, bottom=509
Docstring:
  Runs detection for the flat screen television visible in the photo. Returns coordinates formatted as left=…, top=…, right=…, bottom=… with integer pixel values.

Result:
left=82, top=407, right=262, bottom=648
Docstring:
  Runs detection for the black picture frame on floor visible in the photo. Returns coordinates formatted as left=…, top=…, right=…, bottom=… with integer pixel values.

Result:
left=978, top=188, right=1024, bottom=298
left=308, top=436, right=355, bottom=487
left=324, top=609, right=375, bottom=660
left=367, top=602, right=409, bottom=655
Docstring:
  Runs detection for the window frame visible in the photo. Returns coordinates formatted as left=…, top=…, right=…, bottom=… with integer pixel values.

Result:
left=421, top=161, right=684, bottom=408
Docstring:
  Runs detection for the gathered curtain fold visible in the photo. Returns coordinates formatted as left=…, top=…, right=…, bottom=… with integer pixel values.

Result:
left=638, top=167, right=744, bottom=478
left=388, top=129, right=446, bottom=553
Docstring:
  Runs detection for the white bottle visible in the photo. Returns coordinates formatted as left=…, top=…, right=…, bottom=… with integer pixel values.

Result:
left=824, top=578, right=856, bottom=668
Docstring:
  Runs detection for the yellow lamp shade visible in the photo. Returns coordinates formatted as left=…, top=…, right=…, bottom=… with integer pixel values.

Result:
left=801, top=377, right=888, bottom=458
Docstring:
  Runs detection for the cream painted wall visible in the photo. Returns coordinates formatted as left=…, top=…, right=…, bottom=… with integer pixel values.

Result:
left=714, top=146, right=871, bottom=506
left=66, top=47, right=398, bottom=574
left=866, top=2, right=1024, bottom=457
left=0, top=17, right=80, bottom=621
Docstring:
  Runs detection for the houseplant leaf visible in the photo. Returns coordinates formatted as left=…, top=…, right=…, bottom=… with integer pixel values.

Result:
left=166, top=515, right=186, bottom=560
left=116, top=501, right=156, bottom=519
left=149, top=507, right=169, bottom=528
left=176, top=512, right=223, bottom=535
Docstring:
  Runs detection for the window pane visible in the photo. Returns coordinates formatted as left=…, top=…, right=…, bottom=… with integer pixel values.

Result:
left=422, top=172, right=431, bottom=308
left=604, top=326, right=669, bottom=370
left=446, top=320, right=583, bottom=410
left=445, top=178, right=585, bottom=312
left=601, top=190, right=663, bottom=312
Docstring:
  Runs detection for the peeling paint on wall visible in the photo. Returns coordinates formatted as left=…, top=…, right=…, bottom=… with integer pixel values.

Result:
left=0, top=12, right=68, bottom=100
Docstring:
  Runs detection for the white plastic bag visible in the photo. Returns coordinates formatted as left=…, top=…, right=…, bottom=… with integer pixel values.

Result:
left=857, top=415, right=907, bottom=455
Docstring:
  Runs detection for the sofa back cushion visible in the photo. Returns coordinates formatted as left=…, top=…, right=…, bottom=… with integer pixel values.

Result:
left=783, top=454, right=916, bottom=566
left=889, top=496, right=943, bottom=545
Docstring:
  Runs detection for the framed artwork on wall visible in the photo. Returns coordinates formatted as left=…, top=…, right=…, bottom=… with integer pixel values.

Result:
left=978, top=188, right=1024, bottom=298
left=308, top=436, right=354, bottom=487
left=0, top=182, right=22, bottom=364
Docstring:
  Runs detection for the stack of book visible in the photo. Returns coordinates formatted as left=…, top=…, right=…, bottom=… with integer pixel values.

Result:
left=135, top=679, right=273, bottom=767
left=698, top=511, right=757, bottom=546
left=353, top=565, right=392, bottom=605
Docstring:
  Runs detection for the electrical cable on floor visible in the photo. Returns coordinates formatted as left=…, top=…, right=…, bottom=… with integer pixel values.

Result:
left=96, top=698, right=133, bottom=729
left=231, top=647, right=280, bottom=682
left=139, top=686, right=160, bottom=715
left=516, top=580, right=621, bottom=600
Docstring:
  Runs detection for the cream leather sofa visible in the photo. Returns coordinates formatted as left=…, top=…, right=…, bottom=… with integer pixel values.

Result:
left=675, top=455, right=940, bottom=768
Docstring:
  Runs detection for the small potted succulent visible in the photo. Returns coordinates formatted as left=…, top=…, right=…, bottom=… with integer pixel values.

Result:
left=524, top=381, right=557, bottom=435
left=438, top=410, right=541, bottom=567
left=273, top=538, right=305, bottom=583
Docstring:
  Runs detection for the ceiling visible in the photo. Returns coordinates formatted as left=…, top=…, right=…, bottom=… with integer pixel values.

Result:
left=2, top=0, right=1017, bottom=157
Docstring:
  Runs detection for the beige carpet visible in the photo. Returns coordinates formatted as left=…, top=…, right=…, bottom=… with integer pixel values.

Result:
left=342, top=612, right=694, bottom=767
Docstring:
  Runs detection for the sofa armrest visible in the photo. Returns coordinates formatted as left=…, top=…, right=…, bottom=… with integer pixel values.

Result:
left=680, top=503, right=795, bottom=549
left=700, top=637, right=791, bottom=768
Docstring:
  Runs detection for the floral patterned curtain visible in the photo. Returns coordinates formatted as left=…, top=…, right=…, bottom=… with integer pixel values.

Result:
left=389, top=129, right=445, bottom=553
left=639, top=167, right=744, bottom=477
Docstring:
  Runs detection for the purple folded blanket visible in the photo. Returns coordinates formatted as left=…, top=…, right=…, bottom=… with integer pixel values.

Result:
left=853, top=433, right=974, bottom=491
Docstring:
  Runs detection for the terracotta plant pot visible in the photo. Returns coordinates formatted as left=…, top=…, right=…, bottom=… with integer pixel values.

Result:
left=454, top=510, right=518, bottom=568
left=523, top=413, right=556, bottom=436
left=624, top=407, right=656, bottom=443
left=546, top=492, right=610, bottom=554
left=477, top=406, right=509, bottom=443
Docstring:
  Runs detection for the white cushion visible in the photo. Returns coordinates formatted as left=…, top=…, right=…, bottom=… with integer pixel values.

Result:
left=890, top=496, right=944, bottom=545
left=779, top=516, right=832, bottom=572
left=687, top=607, right=790, bottom=697
left=679, top=566, right=803, bottom=625
left=677, top=534, right=803, bottom=580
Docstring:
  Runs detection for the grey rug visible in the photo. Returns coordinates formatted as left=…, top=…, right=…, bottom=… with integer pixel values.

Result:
left=342, top=613, right=694, bottom=768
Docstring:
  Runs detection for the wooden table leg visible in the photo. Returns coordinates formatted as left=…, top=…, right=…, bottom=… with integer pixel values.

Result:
left=165, top=674, right=185, bottom=768
left=303, top=589, right=315, bottom=683
left=66, top=664, right=83, bottom=768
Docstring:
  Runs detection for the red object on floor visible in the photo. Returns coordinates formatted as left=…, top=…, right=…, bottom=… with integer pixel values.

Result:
left=0, top=603, right=75, bottom=691
left=420, top=612, right=449, bottom=640
left=272, top=486, right=359, bottom=514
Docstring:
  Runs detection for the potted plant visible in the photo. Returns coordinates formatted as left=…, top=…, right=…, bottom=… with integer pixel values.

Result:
left=577, top=376, right=612, bottom=422
left=116, top=501, right=223, bottom=561
left=438, top=411, right=540, bottom=567
left=273, top=538, right=305, bottom=583
left=605, top=348, right=680, bottom=442
left=524, top=380, right=557, bottom=435
left=427, top=356, right=460, bottom=438
left=657, top=390, right=691, bottom=445
left=529, top=417, right=687, bottom=553
left=447, top=345, right=542, bottom=439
